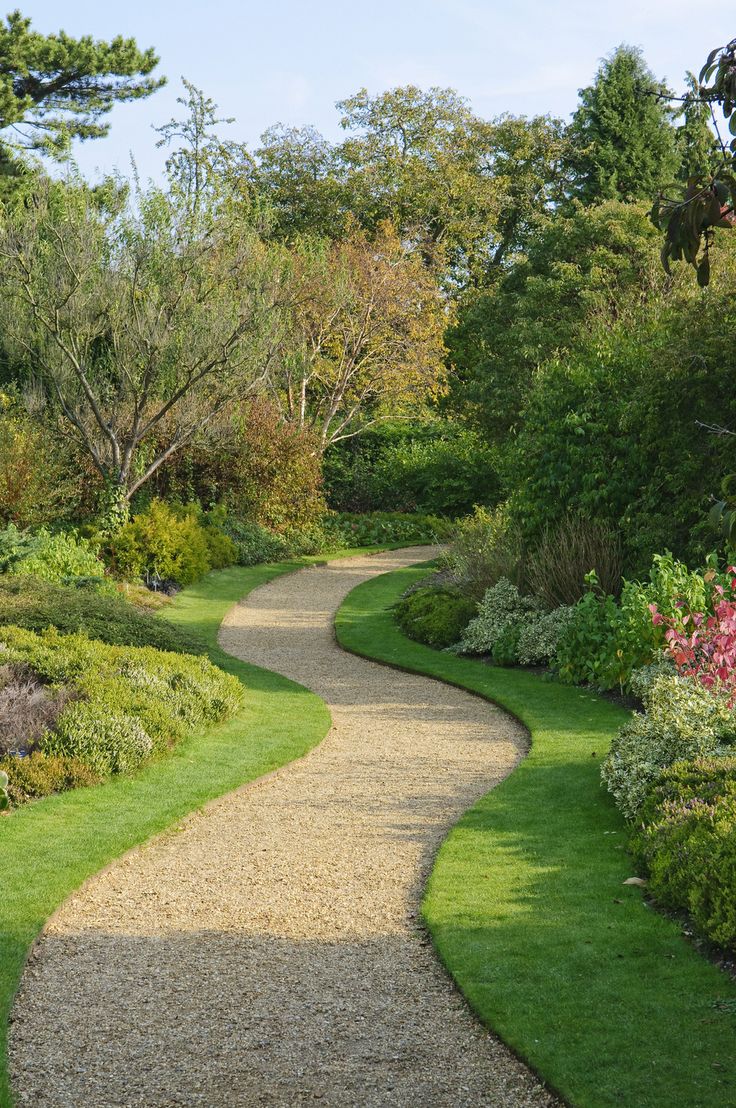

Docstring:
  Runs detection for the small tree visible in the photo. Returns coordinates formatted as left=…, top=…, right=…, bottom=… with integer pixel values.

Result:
left=271, top=222, right=447, bottom=452
left=0, top=181, right=287, bottom=522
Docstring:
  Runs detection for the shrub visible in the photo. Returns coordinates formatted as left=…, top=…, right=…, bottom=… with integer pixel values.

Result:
left=151, top=399, right=325, bottom=530
left=323, top=419, right=500, bottom=517
left=516, top=606, right=576, bottom=666
left=326, top=512, right=445, bottom=547
left=630, top=757, right=736, bottom=950
left=219, top=518, right=291, bottom=566
left=0, top=751, right=102, bottom=804
left=601, top=672, right=736, bottom=818
left=0, top=524, right=110, bottom=588
left=441, top=505, right=523, bottom=601
left=651, top=564, right=736, bottom=701
left=455, top=578, right=542, bottom=657
left=394, top=586, right=477, bottom=649
left=0, top=576, right=206, bottom=655
left=0, top=625, right=243, bottom=785
left=527, top=515, right=623, bottom=607
left=105, top=500, right=234, bottom=587
left=0, top=395, right=81, bottom=529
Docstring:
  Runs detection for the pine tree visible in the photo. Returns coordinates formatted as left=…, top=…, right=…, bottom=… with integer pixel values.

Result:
left=0, top=10, right=164, bottom=162
left=566, top=44, right=679, bottom=204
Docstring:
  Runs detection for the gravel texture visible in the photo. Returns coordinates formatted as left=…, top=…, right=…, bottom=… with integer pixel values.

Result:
left=10, top=548, right=557, bottom=1107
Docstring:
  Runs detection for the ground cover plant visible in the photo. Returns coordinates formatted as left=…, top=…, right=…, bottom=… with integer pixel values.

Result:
left=336, top=562, right=736, bottom=1108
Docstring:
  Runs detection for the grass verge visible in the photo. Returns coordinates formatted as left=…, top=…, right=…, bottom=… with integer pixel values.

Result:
left=0, top=548, right=384, bottom=1108
left=335, top=562, right=736, bottom=1108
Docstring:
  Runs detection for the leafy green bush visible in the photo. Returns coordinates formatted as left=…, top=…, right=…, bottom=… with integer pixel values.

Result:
left=0, top=625, right=243, bottom=783
left=601, top=673, right=736, bottom=818
left=440, top=505, right=523, bottom=600
left=394, top=586, right=477, bottom=649
left=0, top=524, right=110, bottom=589
left=323, top=419, right=500, bottom=517
left=630, top=757, right=736, bottom=950
left=106, top=500, right=236, bottom=587
left=516, top=606, right=575, bottom=666
left=220, top=518, right=291, bottom=566
left=556, top=554, right=734, bottom=692
left=326, top=511, right=445, bottom=547
left=455, top=578, right=542, bottom=657
left=0, top=393, right=81, bottom=529
left=0, top=576, right=206, bottom=654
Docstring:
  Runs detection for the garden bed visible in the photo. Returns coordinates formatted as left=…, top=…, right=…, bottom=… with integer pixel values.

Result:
left=335, top=561, right=736, bottom=1108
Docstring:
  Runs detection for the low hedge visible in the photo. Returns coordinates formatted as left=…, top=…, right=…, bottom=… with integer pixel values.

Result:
left=631, top=756, right=736, bottom=950
left=0, top=576, right=207, bottom=655
left=0, top=625, right=242, bottom=784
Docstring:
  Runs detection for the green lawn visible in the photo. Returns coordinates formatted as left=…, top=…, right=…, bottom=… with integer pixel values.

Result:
left=335, top=562, right=736, bottom=1108
left=0, top=550, right=379, bottom=1108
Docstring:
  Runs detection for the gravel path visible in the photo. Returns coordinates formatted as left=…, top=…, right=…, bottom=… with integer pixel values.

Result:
left=10, top=548, right=556, bottom=1108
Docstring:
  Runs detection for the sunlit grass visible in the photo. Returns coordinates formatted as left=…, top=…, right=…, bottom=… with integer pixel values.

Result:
left=336, top=562, right=736, bottom=1108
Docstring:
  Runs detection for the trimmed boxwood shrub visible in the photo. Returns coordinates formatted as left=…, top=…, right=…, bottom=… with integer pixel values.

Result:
left=630, top=757, right=736, bottom=950
left=0, top=576, right=207, bottom=655
left=0, top=625, right=243, bottom=787
left=394, top=586, right=477, bottom=649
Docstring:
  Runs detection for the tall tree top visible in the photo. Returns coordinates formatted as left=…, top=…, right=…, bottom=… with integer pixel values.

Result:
left=566, top=44, right=679, bottom=205
left=0, top=9, right=164, bottom=158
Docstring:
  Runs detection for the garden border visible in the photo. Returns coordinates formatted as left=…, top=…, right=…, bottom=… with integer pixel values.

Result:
left=335, top=561, right=736, bottom=1108
left=0, top=546, right=395, bottom=1108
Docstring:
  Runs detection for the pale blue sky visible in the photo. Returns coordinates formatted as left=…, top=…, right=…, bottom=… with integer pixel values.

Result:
left=21, top=2, right=736, bottom=182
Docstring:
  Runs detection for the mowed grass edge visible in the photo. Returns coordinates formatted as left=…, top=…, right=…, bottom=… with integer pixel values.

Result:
left=335, top=562, right=736, bottom=1108
left=0, top=547, right=389, bottom=1108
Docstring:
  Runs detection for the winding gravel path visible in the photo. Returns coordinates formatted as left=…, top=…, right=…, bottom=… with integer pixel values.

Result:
left=10, top=548, right=556, bottom=1107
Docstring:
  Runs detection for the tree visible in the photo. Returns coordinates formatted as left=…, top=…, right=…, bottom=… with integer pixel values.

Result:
left=566, top=45, right=679, bottom=205
left=252, top=86, right=569, bottom=287
left=155, top=79, right=254, bottom=221
left=253, top=123, right=346, bottom=240
left=675, top=72, right=720, bottom=181
left=445, top=201, right=665, bottom=440
left=0, top=182, right=286, bottom=522
left=270, top=222, right=447, bottom=451
left=652, top=38, right=736, bottom=285
left=0, top=10, right=163, bottom=164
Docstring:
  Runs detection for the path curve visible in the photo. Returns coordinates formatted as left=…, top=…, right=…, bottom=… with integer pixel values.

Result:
left=10, top=549, right=556, bottom=1107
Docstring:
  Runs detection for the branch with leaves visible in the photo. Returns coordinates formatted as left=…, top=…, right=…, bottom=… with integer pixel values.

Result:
left=652, top=39, right=736, bottom=285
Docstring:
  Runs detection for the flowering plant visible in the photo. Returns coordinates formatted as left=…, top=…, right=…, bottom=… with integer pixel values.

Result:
left=650, top=566, right=736, bottom=700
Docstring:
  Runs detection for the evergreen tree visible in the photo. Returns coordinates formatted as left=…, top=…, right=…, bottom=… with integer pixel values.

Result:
left=0, top=10, right=164, bottom=163
left=566, top=45, right=679, bottom=204
left=675, top=72, right=720, bottom=181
